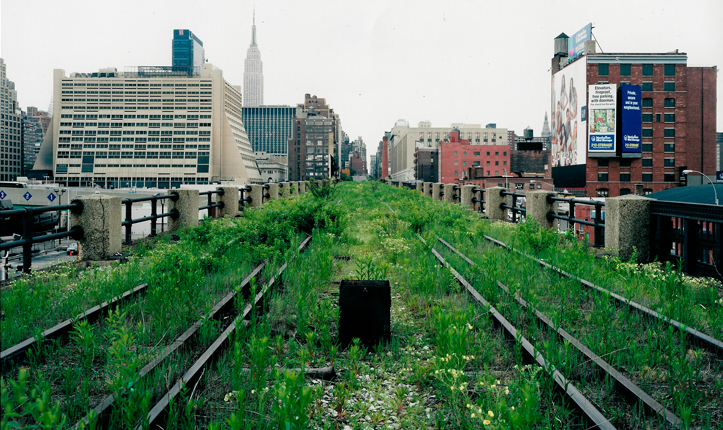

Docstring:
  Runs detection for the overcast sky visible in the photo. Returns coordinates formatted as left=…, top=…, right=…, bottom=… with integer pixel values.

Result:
left=2, top=0, right=721, bottom=166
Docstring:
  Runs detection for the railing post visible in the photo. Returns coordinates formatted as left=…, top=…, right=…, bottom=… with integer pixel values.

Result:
left=125, top=201, right=133, bottom=244
left=485, top=187, right=506, bottom=221
left=444, top=184, right=457, bottom=203
left=279, top=182, right=290, bottom=199
left=297, top=181, right=306, bottom=195
left=249, top=185, right=263, bottom=208
left=423, top=182, right=432, bottom=198
left=150, top=195, right=158, bottom=237
left=460, top=185, right=475, bottom=210
left=291, top=181, right=300, bottom=197
left=21, top=208, right=33, bottom=273
left=415, top=182, right=423, bottom=193
left=593, top=201, right=604, bottom=248
left=604, top=195, right=651, bottom=261
left=71, top=195, right=122, bottom=261
left=432, top=183, right=443, bottom=201
left=526, top=191, right=556, bottom=229
left=216, top=186, right=239, bottom=218
left=267, top=183, right=279, bottom=201
left=169, top=189, right=199, bottom=232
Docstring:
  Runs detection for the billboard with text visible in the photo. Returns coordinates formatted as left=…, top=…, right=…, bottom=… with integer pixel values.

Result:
left=619, top=85, right=642, bottom=156
left=551, top=58, right=587, bottom=167
left=568, top=23, right=592, bottom=60
left=588, top=84, right=617, bottom=156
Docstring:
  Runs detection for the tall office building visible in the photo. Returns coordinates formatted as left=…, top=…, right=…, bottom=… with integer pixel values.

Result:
left=243, top=12, right=264, bottom=107
left=241, top=105, right=296, bottom=155
left=172, top=29, right=205, bottom=76
left=1, top=58, right=22, bottom=181
left=34, top=63, right=262, bottom=188
left=22, top=108, right=49, bottom=174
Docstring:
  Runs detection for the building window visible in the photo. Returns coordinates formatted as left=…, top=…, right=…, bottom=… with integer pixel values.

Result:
left=463, top=151, right=467, bottom=156
left=664, top=128, right=675, bottom=138
left=642, top=143, right=653, bottom=152
left=454, top=161, right=459, bottom=166
left=620, top=188, right=631, bottom=195
left=598, top=64, right=609, bottom=76
left=664, top=173, right=676, bottom=182
left=664, top=158, right=675, bottom=167
left=642, top=158, right=653, bottom=167
left=598, top=158, right=609, bottom=167
left=664, top=114, right=675, bottom=122
left=664, top=64, right=675, bottom=76
left=598, top=172, right=608, bottom=181
left=643, top=188, right=653, bottom=195
left=620, top=64, right=631, bottom=76
left=642, top=173, right=653, bottom=182
left=454, top=170, right=459, bottom=176
left=642, top=128, right=653, bottom=137
left=529, top=183, right=535, bottom=189
left=642, top=113, right=653, bottom=122
left=664, top=142, right=675, bottom=152
left=664, top=98, right=675, bottom=107
left=473, top=151, right=480, bottom=156
left=620, top=158, right=632, bottom=167
left=56, top=164, right=68, bottom=173
left=642, top=98, right=653, bottom=108
left=597, top=188, right=609, bottom=197
left=473, top=161, right=480, bottom=166
left=642, top=64, right=653, bottom=76
left=454, top=151, right=458, bottom=156
left=620, top=173, right=631, bottom=182
left=664, top=82, right=676, bottom=91
left=642, top=82, right=653, bottom=92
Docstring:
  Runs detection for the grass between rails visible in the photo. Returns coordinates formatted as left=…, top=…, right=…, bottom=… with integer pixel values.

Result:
left=2, top=181, right=721, bottom=429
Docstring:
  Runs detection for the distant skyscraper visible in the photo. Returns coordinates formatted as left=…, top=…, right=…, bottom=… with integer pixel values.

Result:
left=1, top=58, right=22, bottom=181
left=172, top=29, right=205, bottom=75
left=241, top=105, right=297, bottom=155
left=243, top=12, right=264, bottom=107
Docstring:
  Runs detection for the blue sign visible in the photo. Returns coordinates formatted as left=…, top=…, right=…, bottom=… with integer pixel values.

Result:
left=23, top=191, right=32, bottom=201
left=0, top=190, right=6, bottom=200
left=47, top=193, right=57, bottom=202
left=620, top=85, right=642, bottom=154
left=568, top=23, right=592, bottom=60
left=589, top=134, right=614, bottom=150
left=717, top=171, right=723, bottom=182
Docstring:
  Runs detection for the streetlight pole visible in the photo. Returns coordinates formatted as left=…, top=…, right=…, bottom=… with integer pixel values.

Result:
left=683, top=169, right=718, bottom=205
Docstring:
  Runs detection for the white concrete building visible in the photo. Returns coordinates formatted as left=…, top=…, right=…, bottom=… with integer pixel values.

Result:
left=388, top=120, right=509, bottom=181
left=34, top=64, right=261, bottom=188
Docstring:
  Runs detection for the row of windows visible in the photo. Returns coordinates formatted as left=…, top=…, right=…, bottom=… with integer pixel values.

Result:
left=453, top=151, right=507, bottom=157
left=642, top=113, right=675, bottom=123
left=640, top=82, right=677, bottom=92
left=641, top=98, right=675, bottom=108
left=62, top=81, right=213, bottom=87
left=598, top=172, right=677, bottom=182
left=598, top=157, right=675, bottom=168
left=641, top=128, right=675, bottom=138
left=598, top=63, right=675, bottom=77
left=60, top=114, right=211, bottom=120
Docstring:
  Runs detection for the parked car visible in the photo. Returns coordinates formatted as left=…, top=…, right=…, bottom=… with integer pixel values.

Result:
left=67, top=242, right=78, bottom=255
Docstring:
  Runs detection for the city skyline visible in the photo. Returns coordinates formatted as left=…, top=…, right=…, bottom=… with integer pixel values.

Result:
left=2, top=0, right=721, bottom=169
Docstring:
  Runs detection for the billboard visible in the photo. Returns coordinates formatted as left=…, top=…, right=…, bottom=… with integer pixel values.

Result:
left=588, top=84, right=617, bottom=156
left=619, top=85, right=642, bottom=156
left=551, top=57, right=587, bottom=167
left=568, top=23, right=592, bottom=60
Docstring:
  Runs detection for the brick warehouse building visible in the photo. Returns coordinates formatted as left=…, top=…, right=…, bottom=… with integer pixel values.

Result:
left=550, top=28, right=716, bottom=197
left=438, top=129, right=510, bottom=183
left=287, top=94, right=341, bottom=181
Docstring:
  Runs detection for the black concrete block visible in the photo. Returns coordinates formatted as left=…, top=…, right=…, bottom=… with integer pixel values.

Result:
left=339, top=280, right=391, bottom=349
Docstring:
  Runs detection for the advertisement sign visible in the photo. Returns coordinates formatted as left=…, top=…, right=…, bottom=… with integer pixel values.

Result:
left=588, top=84, right=617, bottom=155
left=717, top=171, right=723, bottom=182
left=619, top=85, right=642, bottom=156
left=551, top=58, right=587, bottom=167
left=568, top=23, right=592, bottom=60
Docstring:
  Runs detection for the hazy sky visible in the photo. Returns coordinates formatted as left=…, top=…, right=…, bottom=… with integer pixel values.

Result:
left=2, top=0, right=722, bottom=165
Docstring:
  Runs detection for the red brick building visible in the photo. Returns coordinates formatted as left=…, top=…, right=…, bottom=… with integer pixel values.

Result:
left=551, top=43, right=717, bottom=198
left=438, top=129, right=510, bottom=183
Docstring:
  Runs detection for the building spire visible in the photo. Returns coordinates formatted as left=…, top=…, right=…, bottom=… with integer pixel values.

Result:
left=251, top=9, right=257, bottom=47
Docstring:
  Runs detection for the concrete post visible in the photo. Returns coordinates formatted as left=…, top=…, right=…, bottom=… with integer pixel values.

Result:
left=267, top=183, right=279, bottom=201
left=525, top=191, right=556, bottom=229
left=461, top=185, right=476, bottom=210
left=423, top=182, right=432, bottom=198
left=169, top=189, right=199, bottom=231
left=71, top=195, right=121, bottom=261
left=279, top=182, right=290, bottom=199
left=432, top=183, right=444, bottom=201
left=605, top=195, right=651, bottom=261
left=485, top=187, right=506, bottom=221
left=397, top=181, right=404, bottom=188
left=444, top=184, right=459, bottom=203
left=216, top=186, right=239, bottom=218
left=305, top=181, right=310, bottom=193
left=249, top=185, right=264, bottom=208
left=298, top=181, right=306, bottom=194
left=292, top=181, right=300, bottom=197
left=416, top=182, right=423, bottom=193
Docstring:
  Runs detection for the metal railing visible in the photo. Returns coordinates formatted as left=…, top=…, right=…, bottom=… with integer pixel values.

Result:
left=650, top=200, right=723, bottom=281
left=471, top=187, right=486, bottom=214
left=1, top=202, right=85, bottom=274
left=547, top=195, right=605, bottom=248
left=262, top=184, right=271, bottom=204
left=199, top=190, right=225, bottom=218
left=121, top=193, right=179, bottom=245
left=238, top=186, right=252, bottom=212
left=500, top=190, right=527, bottom=223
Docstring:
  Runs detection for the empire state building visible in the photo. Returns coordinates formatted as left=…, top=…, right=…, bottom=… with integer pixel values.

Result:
left=243, top=13, right=264, bottom=107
